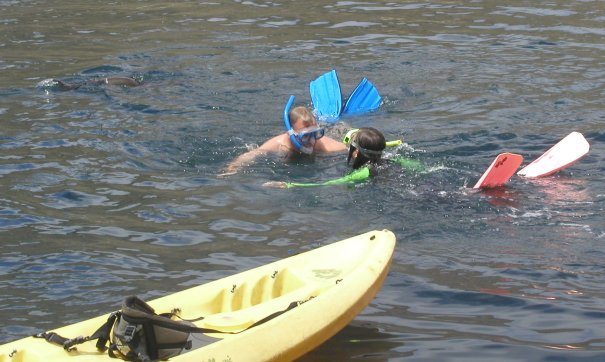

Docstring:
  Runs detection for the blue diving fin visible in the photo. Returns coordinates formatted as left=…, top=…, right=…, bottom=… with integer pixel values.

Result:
left=309, top=70, right=343, bottom=122
left=342, top=78, right=382, bottom=116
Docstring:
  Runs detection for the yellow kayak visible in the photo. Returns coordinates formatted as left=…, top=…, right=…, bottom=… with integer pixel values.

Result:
left=0, top=229, right=396, bottom=362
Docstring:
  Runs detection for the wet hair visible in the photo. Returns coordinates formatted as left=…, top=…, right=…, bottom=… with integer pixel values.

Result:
left=347, top=127, right=386, bottom=169
left=288, top=106, right=316, bottom=128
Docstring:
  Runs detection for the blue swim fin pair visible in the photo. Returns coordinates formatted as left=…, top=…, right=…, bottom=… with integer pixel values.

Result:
left=309, top=70, right=382, bottom=123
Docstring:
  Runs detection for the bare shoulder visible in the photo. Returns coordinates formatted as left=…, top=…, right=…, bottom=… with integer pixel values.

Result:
left=315, top=136, right=347, bottom=153
left=259, top=133, right=291, bottom=152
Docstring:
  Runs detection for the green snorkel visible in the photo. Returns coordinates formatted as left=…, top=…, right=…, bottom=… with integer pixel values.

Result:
left=283, top=166, right=370, bottom=188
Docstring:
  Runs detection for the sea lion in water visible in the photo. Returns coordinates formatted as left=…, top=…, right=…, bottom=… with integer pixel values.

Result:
left=90, top=76, right=142, bottom=87
left=36, top=76, right=142, bottom=91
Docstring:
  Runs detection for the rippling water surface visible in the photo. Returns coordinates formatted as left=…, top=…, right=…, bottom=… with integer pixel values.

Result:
left=1, top=1, right=604, bottom=360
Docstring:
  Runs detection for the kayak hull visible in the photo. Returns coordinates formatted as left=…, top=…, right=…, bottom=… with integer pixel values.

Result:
left=0, top=230, right=396, bottom=362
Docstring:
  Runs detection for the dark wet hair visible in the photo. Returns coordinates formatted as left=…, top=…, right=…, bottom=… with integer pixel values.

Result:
left=347, top=127, right=386, bottom=169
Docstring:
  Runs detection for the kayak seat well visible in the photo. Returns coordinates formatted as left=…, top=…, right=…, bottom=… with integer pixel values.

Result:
left=200, top=286, right=320, bottom=334
left=226, top=268, right=306, bottom=311
left=199, top=268, right=321, bottom=334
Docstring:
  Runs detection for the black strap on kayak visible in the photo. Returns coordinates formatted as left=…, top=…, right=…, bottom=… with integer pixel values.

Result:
left=33, top=311, right=119, bottom=352
left=33, top=295, right=313, bottom=356
left=126, top=300, right=302, bottom=336
left=245, top=300, right=300, bottom=329
left=33, top=331, right=69, bottom=346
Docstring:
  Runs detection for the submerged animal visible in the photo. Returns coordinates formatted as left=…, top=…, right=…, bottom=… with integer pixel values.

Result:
left=36, top=76, right=142, bottom=91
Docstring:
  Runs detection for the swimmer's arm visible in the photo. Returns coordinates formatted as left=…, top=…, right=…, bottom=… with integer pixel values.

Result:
left=219, top=148, right=268, bottom=176
left=219, top=136, right=284, bottom=176
left=263, top=167, right=370, bottom=188
left=315, top=136, right=348, bottom=153
left=220, top=134, right=291, bottom=176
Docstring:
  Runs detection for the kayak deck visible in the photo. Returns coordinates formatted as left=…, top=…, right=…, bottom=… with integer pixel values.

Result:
left=1, top=229, right=396, bottom=362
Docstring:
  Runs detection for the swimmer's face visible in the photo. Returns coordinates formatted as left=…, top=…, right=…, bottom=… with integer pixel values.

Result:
left=292, top=119, right=324, bottom=153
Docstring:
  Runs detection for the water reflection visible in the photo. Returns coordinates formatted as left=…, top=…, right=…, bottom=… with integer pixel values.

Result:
left=299, top=324, right=405, bottom=361
left=522, top=177, right=591, bottom=204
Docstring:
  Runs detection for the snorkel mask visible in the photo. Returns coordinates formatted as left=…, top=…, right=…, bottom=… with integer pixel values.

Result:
left=348, top=140, right=384, bottom=161
left=343, top=128, right=402, bottom=147
left=283, top=95, right=324, bottom=154
left=342, top=128, right=359, bottom=145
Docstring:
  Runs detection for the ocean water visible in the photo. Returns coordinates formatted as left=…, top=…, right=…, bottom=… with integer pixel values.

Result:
left=1, top=1, right=604, bottom=360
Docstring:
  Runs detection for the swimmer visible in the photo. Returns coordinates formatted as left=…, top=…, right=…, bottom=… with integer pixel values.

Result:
left=220, top=96, right=346, bottom=176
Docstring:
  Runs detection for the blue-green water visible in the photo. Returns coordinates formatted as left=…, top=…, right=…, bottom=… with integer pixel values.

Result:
left=1, top=1, right=604, bottom=360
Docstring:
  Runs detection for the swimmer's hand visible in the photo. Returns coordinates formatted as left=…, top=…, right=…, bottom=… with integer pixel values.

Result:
left=217, top=170, right=237, bottom=178
left=262, top=181, right=287, bottom=188
left=217, top=165, right=239, bottom=177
